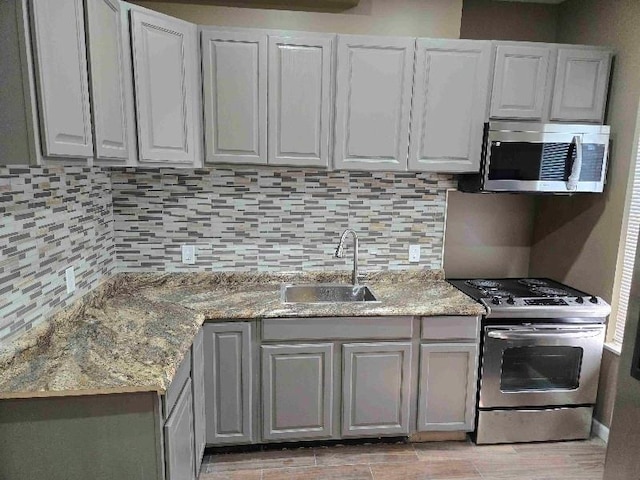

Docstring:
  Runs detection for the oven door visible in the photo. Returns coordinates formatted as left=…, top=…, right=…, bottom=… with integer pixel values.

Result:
left=479, top=324, right=605, bottom=408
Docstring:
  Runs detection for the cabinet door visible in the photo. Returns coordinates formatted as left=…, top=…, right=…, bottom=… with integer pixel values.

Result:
left=418, top=343, right=478, bottom=432
left=204, top=323, right=253, bottom=445
left=409, top=39, right=491, bottom=173
left=130, top=10, right=198, bottom=164
left=85, top=0, right=129, bottom=162
left=268, top=34, right=333, bottom=168
left=30, top=0, right=93, bottom=158
left=262, top=344, right=333, bottom=441
left=342, top=343, right=412, bottom=437
left=202, top=29, right=267, bottom=165
left=165, top=378, right=196, bottom=480
left=334, top=35, right=415, bottom=171
left=490, top=44, right=552, bottom=120
left=191, top=328, right=205, bottom=474
left=550, top=48, right=612, bottom=123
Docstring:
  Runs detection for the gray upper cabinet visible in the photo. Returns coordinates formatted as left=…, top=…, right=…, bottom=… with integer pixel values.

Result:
left=409, top=39, right=491, bottom=173
left=262, top=343, right=334, bottom=441
left=202, top=29, right=267, bottom=165
left=164, top=378, right=196, bottom=480
left=490, top=44, right=552, bottom=121
left=268, top=33, right=333, bottom=168
left=30, top=0, right=93, bottom=158
left=418, top=343, right=478, bottom=432
left=550, top=48, right=612, bottom=123
left=334, top=35, right=415, bottom=171
left=130, top=9, right=200, bottom=165
left=342, top=343, right=412, bottom=437
left=85, top=0, right=130, bottom=163
left=191, top=328, right=206, bottom=474
left=204, top=323, right=253, bottom=445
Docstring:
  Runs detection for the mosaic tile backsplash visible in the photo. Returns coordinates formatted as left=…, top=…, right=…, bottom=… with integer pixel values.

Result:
left=111, top=167, right=456, bottom=272
left=0, top=166, right=115, bottom=344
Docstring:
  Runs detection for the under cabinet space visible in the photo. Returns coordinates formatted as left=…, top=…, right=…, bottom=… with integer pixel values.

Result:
left=261, top=343, right=334, bottom=441
left=203, top=323, right=254, bottom=445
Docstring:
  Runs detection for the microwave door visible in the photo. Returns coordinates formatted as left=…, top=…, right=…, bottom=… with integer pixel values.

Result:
left=483, top=132, right=575, bottom=192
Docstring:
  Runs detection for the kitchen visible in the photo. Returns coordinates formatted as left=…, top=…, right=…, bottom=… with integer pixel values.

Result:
left=1, top=0, right=639, bottom=479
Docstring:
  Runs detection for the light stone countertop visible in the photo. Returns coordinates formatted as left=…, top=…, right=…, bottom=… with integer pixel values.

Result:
left=0, top=270, right=485, bottom=399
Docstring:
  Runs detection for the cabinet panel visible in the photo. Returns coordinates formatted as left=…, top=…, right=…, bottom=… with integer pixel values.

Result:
left=490, top=45, right=551, bottom=120
left=334, top=35, right=415, bottom=171
left=418, top=344, right=478, bottom=432
left=85, top=0, right=129, bottom=162
left=131, top=10, right=198, bottom=164
left=342, top=343, right=412, bottom=437
left=409, top=39, right=491, bottom=173
left=202, top=29, right=267, bottom=165
left=30, top=0, right=93, bottom=158
left=191, top=328, right=205, bottom=473
left=268, top=34, right=333, bottom=168
left=204, top=323, right=253, bottom=445
left=262, top=344, right=333, bottom=441
left=165, top=378, right=196, bottom=480
left=550, top=48, right=611, bottom=123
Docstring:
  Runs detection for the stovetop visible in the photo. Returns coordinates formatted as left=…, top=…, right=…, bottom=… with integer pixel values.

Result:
left=448, top=277, right=611, bottom=320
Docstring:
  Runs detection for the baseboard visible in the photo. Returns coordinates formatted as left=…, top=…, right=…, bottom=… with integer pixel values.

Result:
left=592, top=419, right=610, bottom=443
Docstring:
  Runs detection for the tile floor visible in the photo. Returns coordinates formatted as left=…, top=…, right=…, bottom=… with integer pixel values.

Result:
left=199, top=437, right=606, bottom=480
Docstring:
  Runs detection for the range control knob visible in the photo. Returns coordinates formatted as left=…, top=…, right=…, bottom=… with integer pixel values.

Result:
left=507, top=296, right=515, bottom=305
left=491, top=296, right=502, bottom=305
left=590, top=296, right=599, bottom=304
left=575, top=297, right=584, bottom=304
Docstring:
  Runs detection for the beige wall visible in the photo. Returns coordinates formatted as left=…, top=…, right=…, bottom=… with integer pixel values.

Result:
left=529, top=0, right=640, bottom=427
left=444, top=191, right=535, bottom=278
left=460, top=0, right=558, bottom=42
left=133, top=0, right=463, bottom=38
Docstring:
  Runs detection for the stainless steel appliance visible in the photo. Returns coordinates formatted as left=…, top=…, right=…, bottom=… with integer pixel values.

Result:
left=458, top=122, right=610, bottom=194
left=449, top=278, right=611, bottom=444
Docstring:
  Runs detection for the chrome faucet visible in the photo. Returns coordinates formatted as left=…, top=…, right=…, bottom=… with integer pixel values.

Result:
left=335, top=229, right=359, bottom=285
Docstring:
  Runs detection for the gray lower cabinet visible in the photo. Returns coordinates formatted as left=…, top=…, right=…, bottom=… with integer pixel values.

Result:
left=191, top=328, right=206, bottom=475
left=417, top=343, right=478, bottom=432
left=203, top=323, right=253, bottom=445
left=262, top=343, right=334, bottom=441
left=342, top=342, right=412, bottom=437
left=164, top=377, right=196, bottom=480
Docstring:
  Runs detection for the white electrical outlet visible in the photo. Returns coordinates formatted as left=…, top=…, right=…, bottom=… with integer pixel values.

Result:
left=181, top=245, right=196, bottom=265
left=65, top=266, right=76, bottom=294
left=409, top=245, right=421, bottom=263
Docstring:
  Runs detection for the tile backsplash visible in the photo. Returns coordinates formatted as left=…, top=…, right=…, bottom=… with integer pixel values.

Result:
left=111, top=167, right=456, bottom=272
left=0, top=166, right=115, bottom=343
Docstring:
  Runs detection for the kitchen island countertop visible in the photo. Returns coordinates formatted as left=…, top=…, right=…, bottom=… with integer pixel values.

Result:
left=0, top=270, right=485, bottom=399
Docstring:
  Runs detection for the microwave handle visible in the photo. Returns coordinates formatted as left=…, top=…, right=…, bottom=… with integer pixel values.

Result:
left=566, top=135, right=583, bottom=191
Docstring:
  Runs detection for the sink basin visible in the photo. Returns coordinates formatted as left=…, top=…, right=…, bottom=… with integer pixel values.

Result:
left=281, top=284, right=380, bottom=304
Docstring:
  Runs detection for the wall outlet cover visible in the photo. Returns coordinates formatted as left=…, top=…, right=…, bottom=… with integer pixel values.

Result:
left=65, top=266, right=76, bottom=294
left=181, top=245, right=196, bottom=265
left=409, top=244, right=421, bottom=263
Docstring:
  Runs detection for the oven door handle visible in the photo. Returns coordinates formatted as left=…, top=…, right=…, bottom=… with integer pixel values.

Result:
left=487, top=328, right=603, bottom=340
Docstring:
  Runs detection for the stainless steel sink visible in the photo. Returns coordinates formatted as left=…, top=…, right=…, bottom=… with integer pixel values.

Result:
left=281, top=284, right=380, bottom=304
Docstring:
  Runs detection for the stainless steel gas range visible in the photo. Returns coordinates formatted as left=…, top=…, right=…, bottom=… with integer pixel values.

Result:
left=448, top=278, right=611, bottom=445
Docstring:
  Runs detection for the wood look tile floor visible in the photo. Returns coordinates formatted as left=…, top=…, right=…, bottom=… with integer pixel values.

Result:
left=199, top=437, right=606, bottom=480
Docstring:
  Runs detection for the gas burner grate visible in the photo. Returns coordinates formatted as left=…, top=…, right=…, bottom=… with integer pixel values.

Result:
left=531, top=286, right=571, bottom=297
left=466, top=279, right=502, bottom=289
left=518, top=279, right=549, bottom=287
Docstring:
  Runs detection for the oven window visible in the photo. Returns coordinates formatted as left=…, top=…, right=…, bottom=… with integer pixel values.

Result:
left=500, top=346, right=583, bottom=391
left=488, top=142, right=573, bottom=181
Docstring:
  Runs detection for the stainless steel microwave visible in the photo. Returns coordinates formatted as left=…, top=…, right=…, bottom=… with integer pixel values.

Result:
left=458, top=122, right=610, bottom=194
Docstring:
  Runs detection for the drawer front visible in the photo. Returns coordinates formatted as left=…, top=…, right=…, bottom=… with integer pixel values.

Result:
left=421, top=316, right=479, bottom=341
left=262, top=317, right=414, bottom=341
left=165, top=349, right=192, bottom=419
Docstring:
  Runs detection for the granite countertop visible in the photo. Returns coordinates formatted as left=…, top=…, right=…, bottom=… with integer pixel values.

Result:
left=0, top=270, right=485, bottom=400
